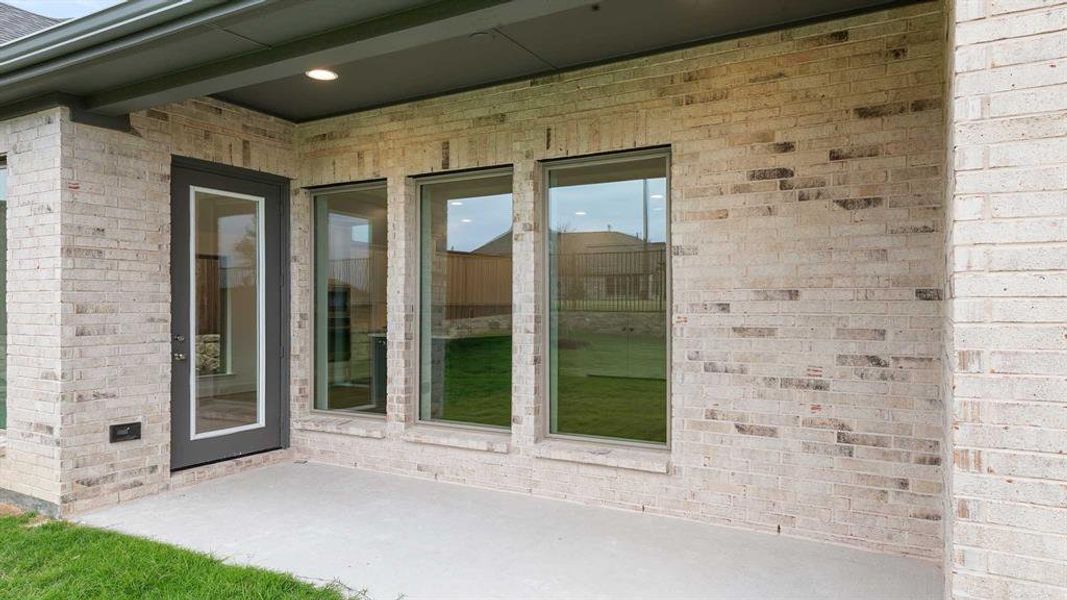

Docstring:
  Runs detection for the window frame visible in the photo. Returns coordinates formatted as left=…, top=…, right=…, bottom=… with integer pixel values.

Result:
left=540, top=147, right=672, bottom=449
left=309, top=179, right=390, bottom=419
left=413, top=166, right=515, bottom=432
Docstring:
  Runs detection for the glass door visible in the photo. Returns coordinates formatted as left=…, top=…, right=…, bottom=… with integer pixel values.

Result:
left=170, top=158, right=288, bottom=470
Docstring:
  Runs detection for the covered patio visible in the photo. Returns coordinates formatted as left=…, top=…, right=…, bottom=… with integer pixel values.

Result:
left=78, top=460, right=941, bottom=599
left=1, top=0, right=1064, bottom=598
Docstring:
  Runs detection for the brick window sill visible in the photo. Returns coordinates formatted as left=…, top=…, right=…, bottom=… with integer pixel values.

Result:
left=402, top=424, right=510, bottom=454
left=292, top=413, right=387, bottom=439
left=533, top=439, right=671, bottom=474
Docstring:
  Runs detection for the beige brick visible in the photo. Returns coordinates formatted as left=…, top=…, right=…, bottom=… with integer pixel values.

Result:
left=0, top=0, right=954, bottom=565
left=947, top=0, right=1067, bottom=597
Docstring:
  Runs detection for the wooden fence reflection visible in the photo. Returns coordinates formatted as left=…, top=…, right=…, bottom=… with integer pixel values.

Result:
left=197, top=247, right=668, bottom=334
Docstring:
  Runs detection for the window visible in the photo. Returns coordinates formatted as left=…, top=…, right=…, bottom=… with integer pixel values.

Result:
left=192, top=188, right=264, bottom=435
left=418, top=170, right=513, bottom=428
left=313, top=184, right=388, bottom=414
left=0, top=156, right=5, bottom=429
left=546, top=150, right=669, bottom=444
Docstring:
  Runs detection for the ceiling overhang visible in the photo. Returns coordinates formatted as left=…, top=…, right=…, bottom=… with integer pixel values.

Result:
left=0, top=0, right=921, bottom=125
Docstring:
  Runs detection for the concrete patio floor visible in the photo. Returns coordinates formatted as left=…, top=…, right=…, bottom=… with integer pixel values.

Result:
left=78, top=461, right=941, bottom=599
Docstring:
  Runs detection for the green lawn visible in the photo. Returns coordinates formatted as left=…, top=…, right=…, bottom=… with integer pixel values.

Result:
left=0, top=513, right=356, bottom=600
left=439, top=335, right=513, bottom=427
left=439, top=333, right=666, bottom=443
left=554, top=332, right=667, bottom=443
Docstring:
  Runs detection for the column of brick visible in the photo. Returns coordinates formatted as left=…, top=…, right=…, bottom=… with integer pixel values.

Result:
left=948, top=0, right=1067, bottom=597
left=57, top=111, right=171, bottom=514
left=0, top=108, right=65, bottom=513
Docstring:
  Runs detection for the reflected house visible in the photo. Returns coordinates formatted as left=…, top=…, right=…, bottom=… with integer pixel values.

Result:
left=554, top=231, right=666, bottom=316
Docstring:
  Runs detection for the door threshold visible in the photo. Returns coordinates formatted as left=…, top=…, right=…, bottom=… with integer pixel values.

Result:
left=170, top=446, right=284, bottom=473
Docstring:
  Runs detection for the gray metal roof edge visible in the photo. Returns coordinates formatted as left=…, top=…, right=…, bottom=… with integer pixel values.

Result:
left=0, top=0, right=269, bottom=75
left=3, top=0, right=186, bottom=66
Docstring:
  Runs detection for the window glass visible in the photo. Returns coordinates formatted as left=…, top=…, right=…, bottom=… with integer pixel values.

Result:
left=193, top=190, right=263, bottom=434
left=0, top=158, right=6, bottom=429
left=547, top=154, right=668, bottom=443
left=419, top=172, right=513, bottom=427
left=314, top=185, right=388, bottom=414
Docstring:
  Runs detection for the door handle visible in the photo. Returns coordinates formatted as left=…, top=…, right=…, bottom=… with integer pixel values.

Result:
left=173, top=352, right=187, bottom=362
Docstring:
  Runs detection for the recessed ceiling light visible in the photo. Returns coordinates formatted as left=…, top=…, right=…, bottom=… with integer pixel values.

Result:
left=461, top=218, right=472, bottom=223
left=575, top=211, right=587, bottom=216
left=450, top=201, right=463, bottom=206
left=305, top=68, right=338, bottom=81
left=650, top=194, right=664, bottom=200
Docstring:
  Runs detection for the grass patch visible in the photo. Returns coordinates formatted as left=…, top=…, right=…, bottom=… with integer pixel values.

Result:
left=0, top=513, right=354, bottom=600
left=440, top=335, right=512, bottom=427
left=438, top=333, right=666, bottom=442
left=555, top=332, right=666, bottom=443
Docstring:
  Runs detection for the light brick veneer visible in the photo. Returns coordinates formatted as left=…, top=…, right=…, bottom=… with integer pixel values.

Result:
left=0, top=0, right=950, bottom=561
left=947, top=0, right=1067, bottom=597
left=0, top=109, right=64, bottom=511
left=294, top=0, right=948, bottom=559
left=0, top=100, right=295, bottom=514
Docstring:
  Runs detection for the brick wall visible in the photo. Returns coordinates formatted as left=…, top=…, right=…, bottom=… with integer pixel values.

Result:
left=57, top=112, right=169, bottom=514
left=947, top=0, right=1067, bottom=597
left=0, top=109, right=64, bottom=511
left=0, top=100, right=295, bottom=514
left=0, top=0, right=949, bottom=560
left=294, top=0, right=947, bottom=559
left=61, top=100, right=295, bottom=514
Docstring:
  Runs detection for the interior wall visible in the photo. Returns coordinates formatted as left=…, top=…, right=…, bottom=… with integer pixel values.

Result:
left=292, top=0, right=947, bottom=559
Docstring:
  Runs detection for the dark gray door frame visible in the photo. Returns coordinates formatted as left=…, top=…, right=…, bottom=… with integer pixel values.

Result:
left=170, top=155, right=290, bottom=470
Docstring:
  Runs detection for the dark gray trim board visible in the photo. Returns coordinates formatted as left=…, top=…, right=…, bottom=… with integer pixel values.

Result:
left=172, top=155, right=291, bottom=187
left=0, top=93, right=131, bottom=132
